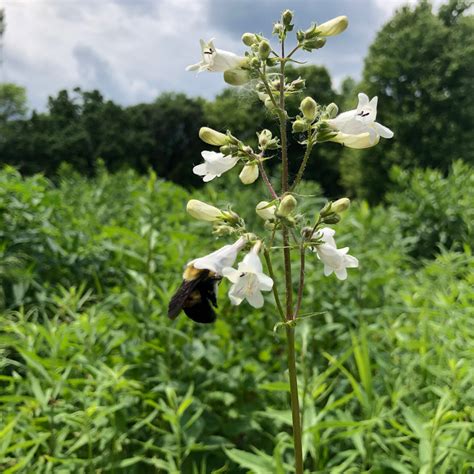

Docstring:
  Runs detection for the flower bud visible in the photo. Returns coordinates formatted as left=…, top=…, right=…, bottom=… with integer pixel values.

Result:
left=332, top=198, right=350, bottom=213
left=258, top=40, right=271, bottom=59
left=302, top=37, right=326, bottom=51
left=278, top=194, right=297, bottom=217
left=220, top=144, right=238, bottom=155
left=199, top=127, right=229, bottom=146
left=273, top=22, right=284, bottom=36
left=326, top=103, right=339, bottom=119
left=292, top=119, right=307, bottom=133
left=242, top=32, right=257, bottom=46
left=300, top=97, right=318, bottom=122
left=301, top=226, right=314, bottom=239
left=282, top=9, right=293, bottom=27
left=224, top=68, right=251, bottom=86
left=264, top=97, right=276, bottom=111
left=265, top=57, right=278, bottom=67
left=315, top=16, right=348, bottom=37
left=319, top=201, right=332, bottom=217
left=256, top=201, right=277, bottom=220
left=258, top=129, right=272, bottom=148
left=239, top=163, right=259, bottom=184
left=250, top=57, right=261, bottom=68
left=290, top=78, right=305, bottom=91
left=322, top=214, right=341, bottom=224
left=186, top=199, right=223, bottom=222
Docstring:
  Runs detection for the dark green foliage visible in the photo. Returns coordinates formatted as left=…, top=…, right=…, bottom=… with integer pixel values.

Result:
left=387, top=160, right=474, bottom=258
left=0, top=166, right=473, bottom=472
left=0, top=90, right=207, bottom=186
left=342, top=0, right=474, bottom=201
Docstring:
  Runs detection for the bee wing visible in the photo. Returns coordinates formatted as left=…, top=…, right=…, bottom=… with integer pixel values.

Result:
left=168, top=278, right=202, bottom=320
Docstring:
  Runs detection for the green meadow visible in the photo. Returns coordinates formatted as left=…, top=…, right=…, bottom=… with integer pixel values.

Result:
left=0, top=162, right=472, bottom=473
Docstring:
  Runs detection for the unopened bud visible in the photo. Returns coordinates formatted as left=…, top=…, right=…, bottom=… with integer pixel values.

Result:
left=332, top=198, right=350, bottom=213
left=301, top=226, right=314, bottom=239
left=258, top=129, right=272, bottom=148
left=186, top=200, right=223, bottom=222
left=303, top=37, right=326, bottom=51
left=315, top=16, right=348, bottom=37
left=199, top=127, right=229, bottom=146
left=290, top=78, right=305, bottom=91
left=323, top=214, right=341, bottom=224
left=273, top=22, right=284, bottom=36
left=242, top=32, right=257, bottom=46
left=292, top=119, right=307, bottom=133
left=258, top=40, right=271, bottom=59
left=250, top=57, right=261, bottom=68
left=256, top=201, right=277, bottom=220
left=319, top=201, right=332, bottom=217
left=220, top=144, right=238, bottom=155
left=278, top=194, right=297, bottom=217
left=282, top=10, right=293, bottom=27
left=326, top=103, right=339, bottom=119
left=239, top=163, right=259, bottom=184
left=224, top=68, right=251, bottom=86
left=264, top=97, right=276, bottom=110
left=300, top=96, right=318, bottom=121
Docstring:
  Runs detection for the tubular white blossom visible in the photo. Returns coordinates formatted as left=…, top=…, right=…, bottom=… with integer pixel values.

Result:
left=186, top=38, right=246, bottom=73
left=312, top=227, right=359, bottom=281
left=188, top=237, right=247, bottom=276
left=327, top=93, right=393, bottom=148
left=186, top=200, right=223, bottom=222
left=239, top=163, right=259, bottom=184
left=256, top=201, right=277, bottom=220
left=315, top=16, right=348, bottom=37
left=222, top=242, right=273, bottom=308
left=193, top=151, right=239, bottom=182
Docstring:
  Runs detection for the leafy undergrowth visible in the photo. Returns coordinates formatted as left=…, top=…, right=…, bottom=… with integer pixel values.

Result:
left=0, top=164, right=473, bottom=473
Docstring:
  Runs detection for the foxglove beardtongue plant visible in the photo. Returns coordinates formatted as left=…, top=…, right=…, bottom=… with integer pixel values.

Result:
left=169, top=9, right=393, bottom=473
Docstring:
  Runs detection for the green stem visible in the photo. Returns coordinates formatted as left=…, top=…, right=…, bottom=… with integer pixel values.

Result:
left=291, top=132, right=315, bottom=192
left=279, top=38, right=304, bottom=474
left=263, top=249, right=285, bottom=322
left=286, top=326, right=304, bottom=474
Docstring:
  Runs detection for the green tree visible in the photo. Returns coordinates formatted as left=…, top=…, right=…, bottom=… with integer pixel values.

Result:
left=0, top=83, right=27, bottom=122
left=341, top=0, right=474, bottom=202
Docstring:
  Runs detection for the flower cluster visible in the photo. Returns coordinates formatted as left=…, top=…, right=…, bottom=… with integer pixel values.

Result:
left=169, top=10, right=393, bottom=324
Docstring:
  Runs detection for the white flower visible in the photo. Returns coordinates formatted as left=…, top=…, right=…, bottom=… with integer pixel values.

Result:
left=188, top=237, right=247, bottom=276
left=239, top=163, right=259, bottom=184
left=312, top=227, right=359, bottom=280
left=186, top=38, right=246, bottom=73
left=222, top=243, right=273, bottom=308
left=186, top=199, right=223, bottom=222
left=193, top=151, right=239, bottom=182
left=256, top=201, right=277, bottom=220
left=327, top=93, right=394, bottom=148
left=315, top=16, right=348, bottom=37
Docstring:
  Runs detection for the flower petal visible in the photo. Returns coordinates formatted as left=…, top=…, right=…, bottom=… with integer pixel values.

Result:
left=246, top=290, right=264, bottom=308
left=222, top=267, right=241, bottom=284
left=335, top=267, right=348, bottom=280
left=256, top=273, right=274, bottom=291
left=374, top=122, right=394, bottom=139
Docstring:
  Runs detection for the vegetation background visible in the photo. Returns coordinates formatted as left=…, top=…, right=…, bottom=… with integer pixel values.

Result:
left=0, top=0, right=473, bottom=472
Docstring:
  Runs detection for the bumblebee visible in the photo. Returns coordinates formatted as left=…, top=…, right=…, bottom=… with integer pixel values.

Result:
left=168, top=266, right=221, bottom=324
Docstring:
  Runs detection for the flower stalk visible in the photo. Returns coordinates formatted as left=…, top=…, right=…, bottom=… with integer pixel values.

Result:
left=171, top=9, right=394, bottom=472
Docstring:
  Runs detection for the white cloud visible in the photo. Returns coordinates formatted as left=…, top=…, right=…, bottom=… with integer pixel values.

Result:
left=1, top=0, right=454, bottom=111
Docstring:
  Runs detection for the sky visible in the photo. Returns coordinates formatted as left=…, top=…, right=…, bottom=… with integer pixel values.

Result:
left=1, top=0, right=445, bottom=111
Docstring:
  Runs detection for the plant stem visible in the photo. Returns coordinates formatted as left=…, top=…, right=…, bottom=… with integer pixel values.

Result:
left=279, top=38, right=304, bottom=474
left=286, top=326, right=304, bottom=474
left=263, top=249, right=285, bottom=322
left=294, top=242, right=306, bottom=319
left=291, top=131, right=315, bottom=192
left=257, top=156, right=278, bottom=200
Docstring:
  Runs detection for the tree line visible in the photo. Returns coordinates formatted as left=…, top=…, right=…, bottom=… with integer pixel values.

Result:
left=0, top=0, right=472, bottom=202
